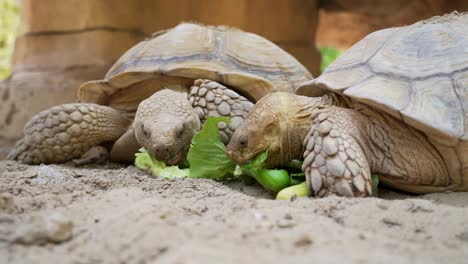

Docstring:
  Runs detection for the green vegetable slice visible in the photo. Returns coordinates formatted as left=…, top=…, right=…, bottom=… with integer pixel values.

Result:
left=276, top=182, right=311, bottom=200
left=187, top=116, right=236, bottom=179
left=240, top=150, right=290, bottom=193
left=255, top=169, right=290, bottom=193
left=135, top=148, right=189, bottom=179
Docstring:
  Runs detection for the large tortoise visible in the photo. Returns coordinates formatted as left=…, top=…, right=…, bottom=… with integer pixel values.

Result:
left=9, top=23, right=311, bottom=165
left=227, top=12, right=468, bottom=197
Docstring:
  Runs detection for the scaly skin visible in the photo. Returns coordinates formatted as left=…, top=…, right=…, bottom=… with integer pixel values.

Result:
left=226, top=93, right=450, bottom=197
left=134, top=89, right=201, bottom=165
left=9, top=79, right=256, bottom=165
left=303, top=104, right=449, bottom=197
left=189, top=79, right=254, bottom=144
left=135, top=81, right=255, bottom=165
left=8, top=104, right=131, bottom=164
left=226, top=92, right=339, bottom=168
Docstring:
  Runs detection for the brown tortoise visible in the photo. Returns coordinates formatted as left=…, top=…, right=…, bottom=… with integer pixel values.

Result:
left=227, top=12, right=468, bottom=197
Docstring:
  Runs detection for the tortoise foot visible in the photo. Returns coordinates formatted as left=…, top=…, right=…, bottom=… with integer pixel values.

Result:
left=302, top=107, right=373, bottom=197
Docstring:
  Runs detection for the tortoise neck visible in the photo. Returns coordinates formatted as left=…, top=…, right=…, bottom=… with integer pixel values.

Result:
left=281, top=94, right=339, bottom=163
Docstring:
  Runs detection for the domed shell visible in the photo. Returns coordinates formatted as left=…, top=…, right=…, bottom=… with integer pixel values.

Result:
left=298, top=13, right=468, bottom=144
left=297, top=12, right=468, bottom=186
left=79, top=23, right=312, bottom=111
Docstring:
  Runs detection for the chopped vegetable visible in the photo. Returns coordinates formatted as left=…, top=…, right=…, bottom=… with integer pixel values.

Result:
left=187, top=116, right=236, bottom=179
left=135, top=148, right=189, bottom=179
left=289, top=172, right=305, bottom=186
left=241, top=150, right=290, bottom=192
left=276, top=182, right=311, bottom=200
left=135, top=116, right=307, bottom=194
left=255, top=169, right=290, bottom=193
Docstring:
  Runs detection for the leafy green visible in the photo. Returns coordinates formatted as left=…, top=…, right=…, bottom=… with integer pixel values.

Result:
left=289, top=172, right=305, bottom=186
left=135, top=117, right=241, bottom=181
left=0, top=0, right=20, bottom=80
left=276, top=182, right=311, bottom=200
left=240, top=151, right=268, bottom=178
left=135, top=148, right=189, bottom=179
left=134, top=116, right=307, bottom=194
left=319, top=47, right=341, bottom=73
left=187, top=116, right=236, bottom=179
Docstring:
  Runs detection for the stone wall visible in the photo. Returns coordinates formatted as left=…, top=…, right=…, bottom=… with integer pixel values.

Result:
left=317, top=0, right=468, bottom=48
left=0, top=0, right=320, bottom=140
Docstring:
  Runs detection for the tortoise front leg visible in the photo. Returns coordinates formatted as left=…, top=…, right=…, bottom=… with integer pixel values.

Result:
left=8, top=104, right=131, bottom=164
left=109, top=125, right=141, bottom=163
left=302, top=106, right=450, bottom=197
left=72, top=146, right=109, bottom=166
left=188, top=79, right=254, bottom=143
left=302, top=106, right=373, bottom=197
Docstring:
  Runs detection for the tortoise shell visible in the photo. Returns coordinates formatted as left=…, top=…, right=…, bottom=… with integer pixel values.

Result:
left=79, top=23, right=312, bottom=111
left=297, top=12, right=468, bottom=185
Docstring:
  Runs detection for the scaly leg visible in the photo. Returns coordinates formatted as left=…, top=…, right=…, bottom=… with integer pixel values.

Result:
left=302, top=105, right=449, bottom=197
left=188, top=79, right=254, bottom=144
left=8, top=104, right=131, bottom=164
left=302, top=107, right=372, bottom=197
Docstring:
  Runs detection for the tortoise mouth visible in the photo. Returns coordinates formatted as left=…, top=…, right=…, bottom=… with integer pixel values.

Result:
left=165, top=152, right=184, bottom=166
left=225, top=145, right=263, bottom=166
left=162, top=144, right=191, bottom=166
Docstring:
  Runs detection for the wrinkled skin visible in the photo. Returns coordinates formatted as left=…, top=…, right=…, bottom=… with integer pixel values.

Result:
left=226, top=92, right=326, bottom=168
left=226, top=102, right=282, bottom=168
left=134, top=89, right=201, bottom=165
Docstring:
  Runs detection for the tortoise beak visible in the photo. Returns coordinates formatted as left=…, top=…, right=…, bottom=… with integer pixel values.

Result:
left=225, top=148, right=246, bottom=165
left=225, top=144, right=258, bottom=166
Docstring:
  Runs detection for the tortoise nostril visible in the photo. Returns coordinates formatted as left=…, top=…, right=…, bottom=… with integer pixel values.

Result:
left=240, top=138, right=247, bottom=146
left=155, top=147, right=169, bottom=155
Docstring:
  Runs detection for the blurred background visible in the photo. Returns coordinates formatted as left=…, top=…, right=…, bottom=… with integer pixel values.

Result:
left=0, top=0, right=467, bottom=146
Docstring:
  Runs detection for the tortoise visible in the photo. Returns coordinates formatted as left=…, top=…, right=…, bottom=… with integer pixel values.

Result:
left=8, top=23, right=311, bottom=165
left=226, top=12, right=468, bottom=197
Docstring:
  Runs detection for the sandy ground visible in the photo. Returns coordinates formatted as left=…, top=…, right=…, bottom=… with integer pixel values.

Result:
left=0, top=155, right=467, bottom=263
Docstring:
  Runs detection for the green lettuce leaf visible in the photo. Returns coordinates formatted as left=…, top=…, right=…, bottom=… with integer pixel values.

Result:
left=187, top=116, right=236, bottom=179
left=240, top=150, right=268, bottom=178
left=135, top=148, right=189, bottom=179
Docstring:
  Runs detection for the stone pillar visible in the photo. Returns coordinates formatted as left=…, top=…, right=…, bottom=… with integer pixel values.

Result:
left=0, top=0, right=145, bottom=140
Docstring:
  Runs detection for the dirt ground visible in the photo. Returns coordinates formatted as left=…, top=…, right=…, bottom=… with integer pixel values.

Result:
left=0, top=156, right=467, bottom=263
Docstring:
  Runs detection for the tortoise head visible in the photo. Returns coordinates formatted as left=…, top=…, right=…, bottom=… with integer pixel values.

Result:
left=226, top=92, right=319, bottom=168
left=134, top=89, right=200, bottom=165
